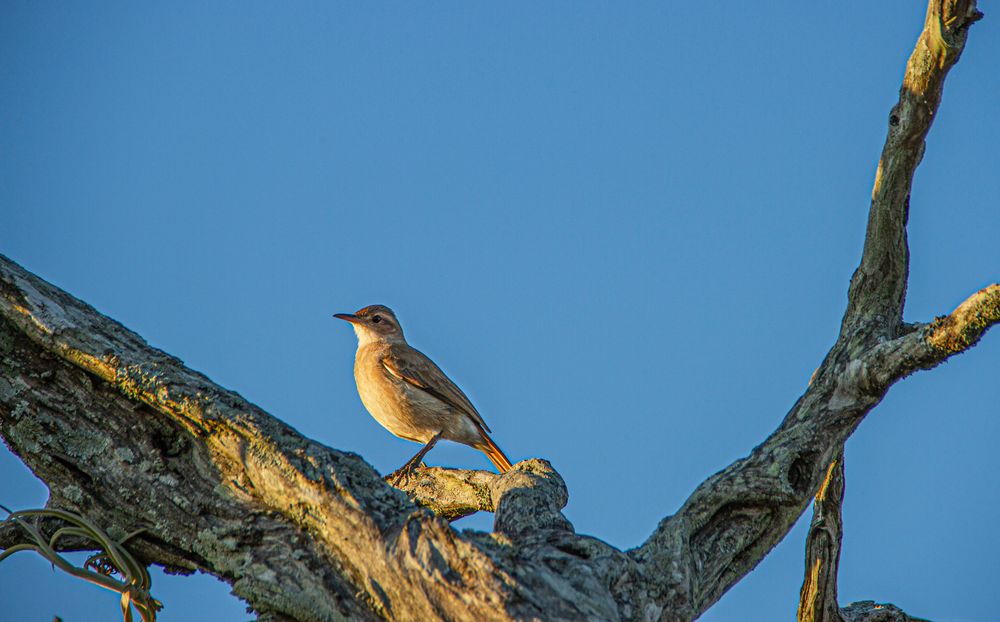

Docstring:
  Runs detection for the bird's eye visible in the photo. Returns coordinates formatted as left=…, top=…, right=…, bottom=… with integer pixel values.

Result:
left=372, top=315, right=382, bottom=324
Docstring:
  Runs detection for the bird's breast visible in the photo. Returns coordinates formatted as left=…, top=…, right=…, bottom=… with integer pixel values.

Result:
left=353, top=346, right=436, bottom=442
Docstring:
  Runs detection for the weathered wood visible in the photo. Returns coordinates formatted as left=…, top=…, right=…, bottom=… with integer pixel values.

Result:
left=0, top=257, right=628, bottom=621
left=0, top=1, right=993, bottom=621
left=841, top=0, right=983, bottom=338
left=798, top=454, right=846, bottom=622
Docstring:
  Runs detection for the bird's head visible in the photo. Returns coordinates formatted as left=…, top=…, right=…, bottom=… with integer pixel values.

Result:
left=334, top=304, right=405, bottom=345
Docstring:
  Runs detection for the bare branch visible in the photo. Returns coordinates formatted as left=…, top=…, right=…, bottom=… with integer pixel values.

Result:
left=630, top=3, right=986, bottom=618
left=389, top=458, right=573, bottom=538
left=798, top=453, right=846, bottom=622
left=629, top=282, right=1000, bottom=619
left=389, top=466, right=497, bottom=521
left=927, top=284, right=1000, bottom=354
left=864, top=284, right=1000, bottom=388
left=842, top=0, right=982, bottom=336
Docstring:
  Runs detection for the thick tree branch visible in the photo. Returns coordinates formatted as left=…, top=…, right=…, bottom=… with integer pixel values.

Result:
left=0, top=254, right=629, bottom=622
left=801, top=287, right=998, bottom=622
left=631, top=276, right=996, bottom=620
left=629, top=2, right=985, bottom=619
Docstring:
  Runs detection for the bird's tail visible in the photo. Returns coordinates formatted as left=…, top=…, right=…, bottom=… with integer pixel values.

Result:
left=477, top=434, right=513, bottom=473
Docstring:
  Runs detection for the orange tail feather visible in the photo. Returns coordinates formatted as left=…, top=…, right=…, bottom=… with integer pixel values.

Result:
left=478, top=434, right=513, bottom=473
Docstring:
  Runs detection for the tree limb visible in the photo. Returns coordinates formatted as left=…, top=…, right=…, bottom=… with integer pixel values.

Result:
left=388, top=467, right=498, bottom=522
left=798, top=453, right=846, bottom=622
left=629, top=1, right=987, bottom=618
left=841, top=0, right=982, bottom=337
left=863, top=284, right=1000, bottom=389
left=0, top=253, right=628, bottom=622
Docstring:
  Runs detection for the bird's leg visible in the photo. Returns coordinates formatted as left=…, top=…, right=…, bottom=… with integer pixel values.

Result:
left=386, top=431, right=443, bottom=484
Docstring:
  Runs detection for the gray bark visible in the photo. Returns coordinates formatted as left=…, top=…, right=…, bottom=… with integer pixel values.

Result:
left=0, top=1, right=993, bottom=621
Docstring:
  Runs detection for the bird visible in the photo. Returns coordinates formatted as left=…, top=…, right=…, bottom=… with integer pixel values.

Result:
left=333, top=304, right=513, bottom=478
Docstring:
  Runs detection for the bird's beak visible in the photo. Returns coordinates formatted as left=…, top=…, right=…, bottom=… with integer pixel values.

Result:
left=333, top=313, right=361, bottom=324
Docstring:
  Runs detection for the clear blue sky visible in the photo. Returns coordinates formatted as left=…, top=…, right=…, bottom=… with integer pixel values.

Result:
left=1, top=2, right=997, bottom=621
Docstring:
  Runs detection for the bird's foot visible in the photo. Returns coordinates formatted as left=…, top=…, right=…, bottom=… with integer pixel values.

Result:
left=384, top=468, right=411, bottom=486
left=384, top=461, right=427, bottom=486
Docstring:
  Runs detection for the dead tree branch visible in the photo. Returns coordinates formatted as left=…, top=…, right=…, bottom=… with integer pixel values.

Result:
left=797, top=453, right=846, bottom=622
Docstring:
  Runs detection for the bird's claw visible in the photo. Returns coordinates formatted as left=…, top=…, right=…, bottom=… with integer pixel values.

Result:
left=384, top=461, right=427, bottom=486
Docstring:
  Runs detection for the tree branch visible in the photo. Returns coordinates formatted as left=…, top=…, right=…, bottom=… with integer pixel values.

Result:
left=792, top=294, right=1000, bottom=622
left=864, top=284, right=1000, bottom=389
left=389, top=466, right=498, bottom=522
left=629, top=2, right=986, bottom=619
left=0, top=253, right=630, bottom=621
left=795, top=456, right=938, bottom=622
left=389, top=458, right=573, bottom=539
left=798, top=453, right=846, bottom=622
left=841, top=0, right=982, bottom=337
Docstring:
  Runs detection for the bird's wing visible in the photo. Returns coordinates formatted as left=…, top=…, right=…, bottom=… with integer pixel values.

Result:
left=381, top=345, right=492, bottom=434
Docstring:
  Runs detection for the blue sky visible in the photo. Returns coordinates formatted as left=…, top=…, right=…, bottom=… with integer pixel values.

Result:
left=1, top=2, right=997, bottom=621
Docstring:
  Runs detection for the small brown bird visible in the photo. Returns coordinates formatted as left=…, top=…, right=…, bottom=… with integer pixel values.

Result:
left=334, top=304, right=513, bottom=476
